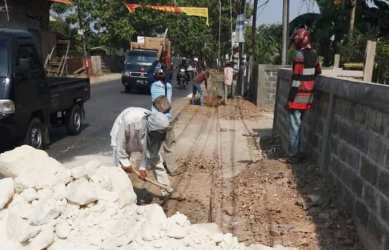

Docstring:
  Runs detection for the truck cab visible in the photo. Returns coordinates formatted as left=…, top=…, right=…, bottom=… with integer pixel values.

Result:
left=0, top=28, right=90, bottom=149
left=121, top=49, right=159, bottom=93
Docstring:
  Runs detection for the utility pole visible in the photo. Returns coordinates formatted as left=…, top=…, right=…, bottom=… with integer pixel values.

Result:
left=251, top=0, right=258, bottom=56
left=238, top=0, right=246, bottom=96
left=251, top=0, right=258, bottom=57
left=218, top=0, right=222, bottom=68
left=281, top=0, right=289, bottom=65
left=349, top=0, right=356, bottom=35
left=76, top=0, right=89, bottom=76
left=230, top=0, right=233, bottom=60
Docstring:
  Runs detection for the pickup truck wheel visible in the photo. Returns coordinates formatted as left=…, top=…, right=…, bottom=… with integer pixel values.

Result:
left=66, top=105, right=83, bottom=135
left=25, top=118, right=44, bottom=149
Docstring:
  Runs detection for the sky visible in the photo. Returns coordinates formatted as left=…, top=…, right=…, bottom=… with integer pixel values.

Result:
left=256, top=0, right=320, bottom=25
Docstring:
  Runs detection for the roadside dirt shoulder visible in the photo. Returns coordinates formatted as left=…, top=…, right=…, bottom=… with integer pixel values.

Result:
left=163, top=99, right=363, bottom=250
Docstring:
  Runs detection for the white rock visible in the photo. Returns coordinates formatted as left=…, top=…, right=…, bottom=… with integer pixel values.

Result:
left=8, top=195, right=33, bottom=220
left=0, top=209, right=26, bottom=249
left=169, top=212, right=190, bottom=227
left=140, top=205, right=167, bottom=242
left=248, top=244, right=275, bottom=250
left=14, top=167, right=69, bottom=191
left=212, top=233, right=224, bottom=244
left=20, top=188, right=38, bottom=203
left=30, top=197, right=66, bottom=226
left=89, top=167, right=113, bottom=191
left=0, top=145, right=63, bottom=177
left=36, top=188, right=54, bottom=201
left=191, top=223, right=221, bottom=236
left=95, top=187, right=119, bottom=203
left=167, top=224, right=186, bottom=239
left=70, top=160, right=101, bottom=179
left=70, top=166, right=88, bottom=180
left=27, top=225, right=55, bottom=250
left=49, top=240, right=98, bottom=250
left=90, top=166, right=136, bottom=207
left=165, top=213, right=189, bottom=240
left=0, top=178, right=14, bottom=209
left=47, top=239, right=74, bottom=250
left=65, top=178, right=97, bottom=206
left=6, top=211, right=41, bottom=243
left=55, top=169, right=73, bottom=185
left=0, top=146, right=69, bottom=192
left=0, top=147, right=295, bottom=250
left=52, top=183, right=67, bottom=200
left=55, top=221, right=70, bottom=239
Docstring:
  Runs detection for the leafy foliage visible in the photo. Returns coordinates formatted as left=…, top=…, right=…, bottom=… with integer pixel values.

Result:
left=337, top=30, right=368, bottom=63
left=375, top=36, right=389, bottom=84
left=87, top=0, right=135, bottom=50
left=298, top=0, right=389, bottom=83
left=245, top=25, right=282, bottom=64
left=50, top=0, right=239, bottom=64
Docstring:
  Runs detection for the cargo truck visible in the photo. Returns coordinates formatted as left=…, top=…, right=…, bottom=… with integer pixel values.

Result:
left=121, top=37, right=171, bottom=93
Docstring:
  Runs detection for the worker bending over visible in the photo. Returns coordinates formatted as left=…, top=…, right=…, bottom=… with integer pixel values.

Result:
left=110, top=96, right=173, bottom=196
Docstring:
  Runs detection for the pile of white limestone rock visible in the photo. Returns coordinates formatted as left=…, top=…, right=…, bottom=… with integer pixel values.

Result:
left=0, top=145, right=297, bottom=250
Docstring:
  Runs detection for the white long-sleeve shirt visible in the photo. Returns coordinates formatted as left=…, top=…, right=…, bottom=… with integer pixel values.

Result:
left=224, top=66, right=233, bottom=86
left=110, top=107, right=149, bottom=169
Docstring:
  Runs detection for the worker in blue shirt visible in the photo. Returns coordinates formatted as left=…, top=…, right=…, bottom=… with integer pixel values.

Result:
left=150, top=68, right=176, bottom=175
left=151, top=69, right=172, bottom=120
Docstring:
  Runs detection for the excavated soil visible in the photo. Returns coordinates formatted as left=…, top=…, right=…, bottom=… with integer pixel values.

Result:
left=163, top=99, right=364, bottom=250
left=230, top=158, right=363, bottom=249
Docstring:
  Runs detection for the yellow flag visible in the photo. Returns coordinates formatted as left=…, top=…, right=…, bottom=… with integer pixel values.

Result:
left=181, top=7, right=209, bottom=25
left=126, top=4, right=209, bottom=26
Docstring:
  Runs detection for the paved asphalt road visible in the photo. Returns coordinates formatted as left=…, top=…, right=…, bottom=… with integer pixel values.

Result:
left=45, top=77, right=189, bottom=166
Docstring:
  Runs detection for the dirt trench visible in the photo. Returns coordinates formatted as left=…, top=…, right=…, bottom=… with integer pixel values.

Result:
left=163, top=99, right=363, bottom=250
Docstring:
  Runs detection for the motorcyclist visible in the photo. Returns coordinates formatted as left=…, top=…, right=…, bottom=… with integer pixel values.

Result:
left=177, top=58, right=190, bottom=87
left=193, top=57, right=200, bottom=76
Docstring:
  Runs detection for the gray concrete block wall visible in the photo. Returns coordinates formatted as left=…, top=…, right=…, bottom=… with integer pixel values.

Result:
left=274, top=69, right=389, bottom=250
left=252, top=65, right=282, bottom=110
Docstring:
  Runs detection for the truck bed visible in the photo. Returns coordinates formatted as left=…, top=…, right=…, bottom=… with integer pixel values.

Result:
left=47, top=77, right=90, bottom=113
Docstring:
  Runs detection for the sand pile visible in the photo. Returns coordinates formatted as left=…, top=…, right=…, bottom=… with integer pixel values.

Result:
left=0, top=146, right=296, bottom=250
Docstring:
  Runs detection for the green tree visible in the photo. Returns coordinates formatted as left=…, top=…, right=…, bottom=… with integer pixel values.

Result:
left=245, top=24, right=282, bottom=64
left=127, top=7, right=214, bottom=60
left=87, top=0, right=135, bottom=51
left=51, top=0, right=222, bottom=63
left=301, top=0, right=389, bottom=82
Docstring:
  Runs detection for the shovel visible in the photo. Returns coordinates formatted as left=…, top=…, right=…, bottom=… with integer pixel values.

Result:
left=128, top=165, right=172, bottom=191
left=124, top=166, right=185, bottom=201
